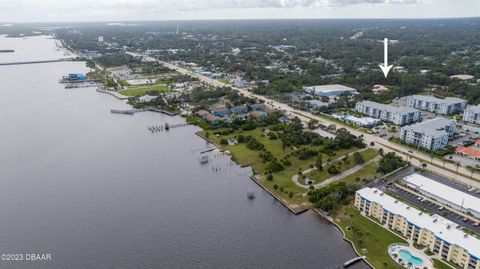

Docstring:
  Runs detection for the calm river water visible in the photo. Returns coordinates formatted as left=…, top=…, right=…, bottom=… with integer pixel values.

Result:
left=0, top=35, right=369, bottom=269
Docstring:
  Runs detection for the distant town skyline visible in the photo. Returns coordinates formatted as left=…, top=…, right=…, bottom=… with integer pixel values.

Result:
left=0, top=0, right=478, bottom=22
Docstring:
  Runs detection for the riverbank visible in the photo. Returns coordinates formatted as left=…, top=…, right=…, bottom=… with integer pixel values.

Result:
left=96, top=87, right=129, bottom=100
left=195, top=128, right=314, bottom=211
left=332, top=205, right=407, bottom=269
left=194, top=130, right=311, bottom=214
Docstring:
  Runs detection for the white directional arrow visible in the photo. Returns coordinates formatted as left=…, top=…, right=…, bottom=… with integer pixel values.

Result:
left=379, top=38, right=393, bottom=78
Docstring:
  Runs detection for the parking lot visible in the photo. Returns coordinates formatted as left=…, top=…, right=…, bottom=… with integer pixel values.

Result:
left=387, top=185, right=480, bottom=234
left=419, top=170, right=480, bottom=198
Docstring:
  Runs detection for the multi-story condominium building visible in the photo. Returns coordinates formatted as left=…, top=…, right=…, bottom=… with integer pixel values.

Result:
left=355, top=187, right=480, bottom=269
left=399, top=117, right=456, bottom=151
left=463, top=105, right=480, bottom=125
left=403, top=173, right=480, bottom=218
left=355, top=101, right=421, bottom=126
left=406, top=95, right=467, bottom=115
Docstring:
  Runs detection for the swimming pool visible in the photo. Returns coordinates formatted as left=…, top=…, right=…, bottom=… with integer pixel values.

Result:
left=399, top=249, right=424, bottom=266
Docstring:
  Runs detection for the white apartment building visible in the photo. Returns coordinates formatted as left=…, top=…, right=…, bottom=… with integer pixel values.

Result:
left=355, top=101, right=421, bottom=126
left=406, top=95, right=467, bottom=115
left=355, top=187, right=480, bottom=269
left=463, top=105, right=480, bottom=125
left=399, top=117, right=456, bottom=151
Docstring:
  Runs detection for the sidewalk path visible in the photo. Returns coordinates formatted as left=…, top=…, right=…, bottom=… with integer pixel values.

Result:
left=291, top=148, right=374, bottom=190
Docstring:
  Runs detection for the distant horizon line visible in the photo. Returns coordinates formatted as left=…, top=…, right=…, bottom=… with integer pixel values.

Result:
left=2, top=16, right=480, bottom=24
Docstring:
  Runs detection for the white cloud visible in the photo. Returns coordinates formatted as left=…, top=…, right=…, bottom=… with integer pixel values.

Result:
left=0, top=0, right=474, bottom=22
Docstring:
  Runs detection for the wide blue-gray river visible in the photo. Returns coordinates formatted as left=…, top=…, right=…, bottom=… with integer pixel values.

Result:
left=0, top=35, right=369, bottom=269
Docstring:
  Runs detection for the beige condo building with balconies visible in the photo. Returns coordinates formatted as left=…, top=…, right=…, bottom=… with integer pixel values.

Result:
left=355, top=187, right=480, bottom=269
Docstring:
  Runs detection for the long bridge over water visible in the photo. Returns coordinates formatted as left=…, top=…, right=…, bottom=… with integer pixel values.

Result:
left=0, top=58, right=74, bottom=66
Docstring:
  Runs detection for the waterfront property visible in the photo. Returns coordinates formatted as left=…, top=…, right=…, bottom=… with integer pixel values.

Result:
left=303, top=84, right=358, bottom=97
left=355, top=187, right=480, bottom=269
left=62, top=73, right=86, bottom=82
left=402, top=173, right=480, bottom=218
left=355, top=101, right=421, bottom=126
left=388, top=244, right=433, bottom=268
left=463, top=105, right=480, bottom=125
left=335, top=205, right=408, bottom=269
left=138, top=95, right=158, bottom=103
left=399, top=117, right=456, bottom=151
left=406, top=95, right=467, bottom=115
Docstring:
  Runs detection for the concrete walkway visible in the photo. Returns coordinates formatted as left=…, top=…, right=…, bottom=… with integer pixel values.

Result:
left=313, top=156, right=381, bottom=188
left=291, top=148, right=375, bottom=189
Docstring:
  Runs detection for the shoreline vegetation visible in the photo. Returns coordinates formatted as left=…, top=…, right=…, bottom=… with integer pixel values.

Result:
left=69, top=36, right=414, bottom=269
left=190, top=114, right=411, bottom=268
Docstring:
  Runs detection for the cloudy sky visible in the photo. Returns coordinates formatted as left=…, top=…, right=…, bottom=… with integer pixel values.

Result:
left=0, top=0, right=478, bottom=22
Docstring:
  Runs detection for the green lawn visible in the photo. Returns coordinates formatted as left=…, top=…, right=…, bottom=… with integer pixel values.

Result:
left=199, top=128, right=347, bottom=205
left=307, top=149, right=379, bottom=185
left=340, top=160, right=380, bottom=184
left=119, top=84, right=169, bottom=96
left=335, top=206, right=407, bottom=269
left=433, top=259, right=455, bottom=269
left=199, top=128, right=380, bottom=207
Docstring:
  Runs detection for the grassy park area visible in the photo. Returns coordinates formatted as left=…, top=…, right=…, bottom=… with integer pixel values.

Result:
left=306, top=148, right=379, bottom=185
left=335, top=205, right=407, bottom=269
left=119, top=84, right=169, bottom=96
left=338, top=160, right=380, bottom=184
left=197, top=127, right=367, bottom=206
left=199, top=128, right=311, bottom=204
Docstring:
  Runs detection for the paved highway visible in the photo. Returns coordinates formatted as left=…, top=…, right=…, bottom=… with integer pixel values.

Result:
left=133, top=54, right=480, bottom=189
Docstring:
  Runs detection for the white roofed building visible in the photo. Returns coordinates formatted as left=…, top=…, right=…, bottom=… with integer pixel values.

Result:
left=303, top=84, right=358, bottom=97
left=402, top=173, right=480, bottom=218
left=355, top=187, right=480, bottom=269
left=138, top=95, right=158, bottom=103
left=406, top=95, right=467, bottom=115
left=463, top=105, right=480, bottom=125
left=355, top=100, right=421, bottom=126
left=399, top=117, right=456, bottom=151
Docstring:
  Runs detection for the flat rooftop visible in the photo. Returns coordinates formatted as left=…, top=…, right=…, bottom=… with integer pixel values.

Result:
left=466, top=105, right=480, bottom=113
left=358, top=100, right=419, bottom=114
left=401, top=117, right=454, bottom=137
left=403, top=173, right=480, bottom=216
left=410, top=95, right=466, bottom=105
left=357, top=187, right=480, bottom=259
left=305, top=84, right=357, bottom=93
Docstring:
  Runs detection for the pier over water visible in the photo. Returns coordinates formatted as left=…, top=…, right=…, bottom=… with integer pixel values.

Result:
left=0, top=58, right=73, bottom=66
